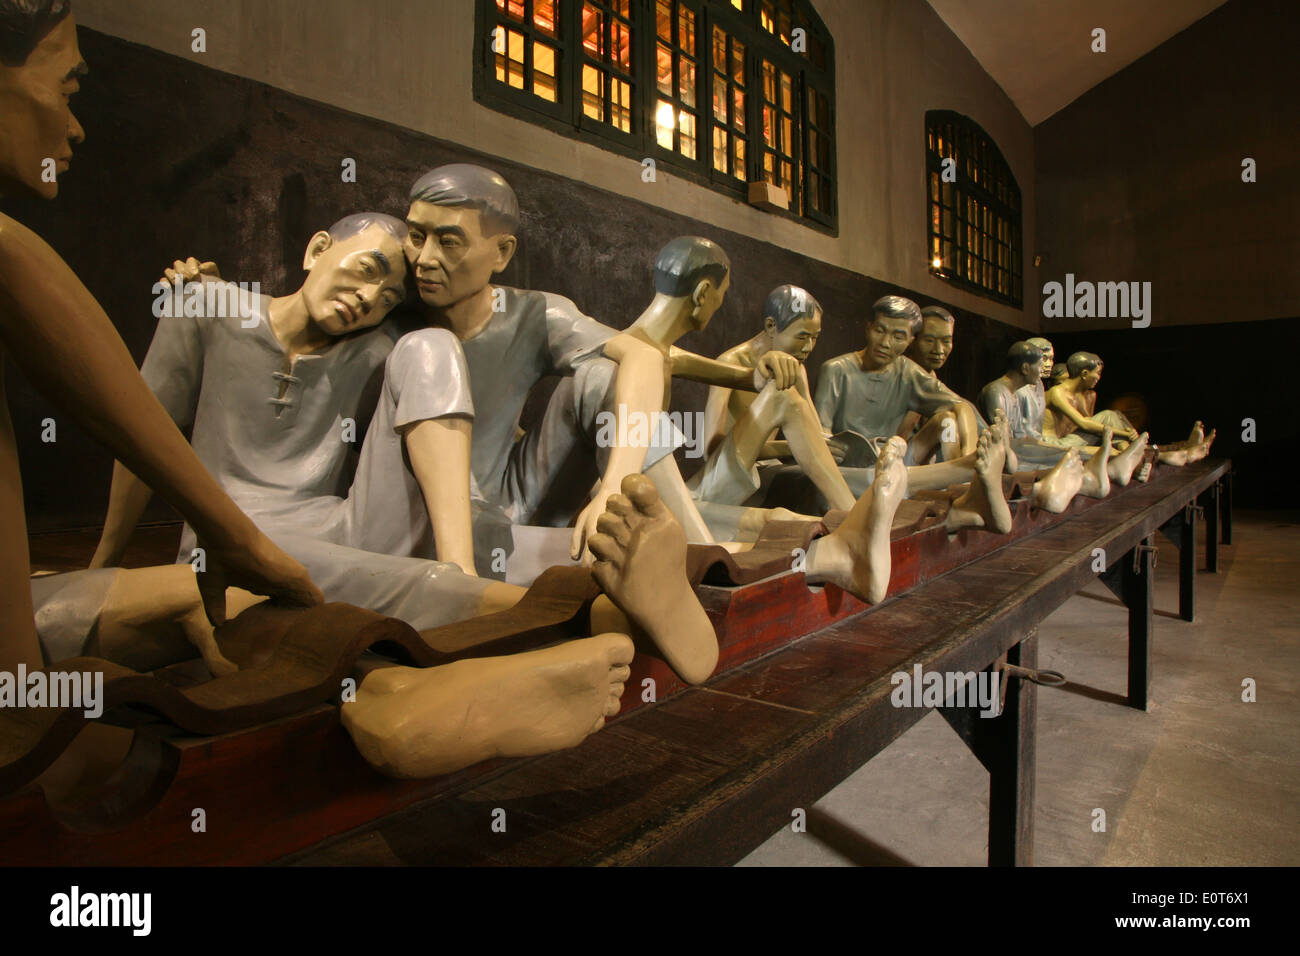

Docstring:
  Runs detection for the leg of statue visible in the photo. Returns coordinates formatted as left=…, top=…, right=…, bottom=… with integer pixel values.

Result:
left=945, top=425, right=1014, bottom=534
left=93, top=565, right=249, bottom=676
left=1032, top=449, right=1085, bottom=513
left=727, top=382, right=856, bottom=511
left=341, top=635, right=634, bottom=779
left=587, top=474, right=719, bottom=684
left=1107, top=432, right=1149, bottom=486
left=645, top=453, right=718, bottom=543
left=338, top=477, right=714, bottom=777
left=804, top=436, right=909, bottom=604
left=1079, top=428, right=1113, bottom=499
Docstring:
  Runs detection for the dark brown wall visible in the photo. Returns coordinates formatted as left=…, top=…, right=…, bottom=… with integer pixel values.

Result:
left=1035, top=0, right=1299, bottom=334
left=7, top=29, right=1025, bottom=533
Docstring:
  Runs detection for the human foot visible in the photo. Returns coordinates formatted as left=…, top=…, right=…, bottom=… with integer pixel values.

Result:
left=1107, top=432, right=1148, bottom=486
left=1079, top=428, right=1112, bottom=499
left=341, top=634, right=634, bottom=779
left=946, top=425, right=1013, bottom=533
left=991, top=409, right=1019, bottom=474
left=588, top=474, right=719, bottom=684
left=805, top=436, right=908, bottom=604
left=1032, top=450, right=1085, bottom=513
left=1187, top=428, right=1216, bottom=463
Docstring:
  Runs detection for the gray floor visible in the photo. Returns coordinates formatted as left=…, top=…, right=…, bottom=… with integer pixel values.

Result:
left=740, top=510, right=1300, bottom=867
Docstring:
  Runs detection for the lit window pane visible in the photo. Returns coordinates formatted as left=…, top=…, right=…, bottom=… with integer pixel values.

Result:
left=583, top=64, right=602, bottom=120
left=499, top=0, right=525, bottom=22
left=656, top=99, right=675, bottom=149
left=533, top=42, right=557, bottom=101
left=763, top=105, right=775, bottom=146
left=679, top=111, right=696, bottom=159
left=781, top=73, right=792, bottom=112
left=679, top=58, right=695, bottom=107
left=713, top=75, right=726, bottom=122
left=734, top=138, right=745, bottom=175
left=534, top=0, right=557, bottom=35
left=583, top=4, right=603, bottom=56
left=713, top=127, right=727, bottom=172
left=657, top=43, right=672, bottom=94
left=614, top=19, right=630, bottom=70
left=678, top=7, right=695, bottom=50
left=713, top=25, right=725, bottom=66
left=613, top=78, right=631, bottom=132
left=733, top=40, right=745, bottom=83
left=507, top=30, right=525, bottom=88
left=657, top=0, right=671, bottom=40
left=732, top=0, right=744, bottom=9
left=734, top=88, right=745, bottom=131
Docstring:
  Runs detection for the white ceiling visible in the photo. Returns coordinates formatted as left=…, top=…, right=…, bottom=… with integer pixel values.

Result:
left=925, top=0, right=1230, bottom=125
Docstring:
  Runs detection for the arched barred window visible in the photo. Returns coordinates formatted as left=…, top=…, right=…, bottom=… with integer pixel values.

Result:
left=925, top=110, right=1023, bottom=307
left=476, top=0, right=837, bottom=229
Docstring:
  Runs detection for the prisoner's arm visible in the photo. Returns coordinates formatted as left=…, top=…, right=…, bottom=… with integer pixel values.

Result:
left=669, top=347, right=801, bottom=391
left=0, top=216, right=321, bottom=614
left=404, top=416, right=477, bottom=576
left=1047, top=388, right=1112, bottom=436
left=570, top=333, right=667, bottom=560
left=699, top=380, right=734, bottom=459
left=89, top=462, right=153, bottom=568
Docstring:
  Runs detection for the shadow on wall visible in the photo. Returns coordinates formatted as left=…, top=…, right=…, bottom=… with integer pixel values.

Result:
left=9, top=28, right=1028, bottom=533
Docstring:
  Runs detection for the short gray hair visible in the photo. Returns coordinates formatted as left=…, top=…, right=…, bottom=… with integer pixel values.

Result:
left=328, top=212, right=407, bottom=244
left=409, top=164, right=520, bottom=236
left=653, top=236, right=730, bottom=297
left=870, top=295, right=923, bottom=335
left=764, top=284, right=822, bottom=332
left=1066, top=351, right=1102, bottom=377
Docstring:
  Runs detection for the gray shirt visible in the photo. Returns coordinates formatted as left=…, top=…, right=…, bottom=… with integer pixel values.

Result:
left=977, top=378, right=1026, bottom=436
left=459, top=286, right=613, bottom=505
left=814, top=353, right=964, bottom=440
left=140, top=289, right=395, bottom=531
left=1015, top=381, right=1046, bottom=440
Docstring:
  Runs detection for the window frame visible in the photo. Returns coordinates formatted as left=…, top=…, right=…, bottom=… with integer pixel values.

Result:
left=473, top=0, right=837, bottom=233
left=925, top=109, right=1023, bottom=308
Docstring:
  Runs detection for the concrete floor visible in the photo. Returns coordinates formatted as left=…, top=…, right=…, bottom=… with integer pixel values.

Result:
left=740, top=510, right=1300, bottom=867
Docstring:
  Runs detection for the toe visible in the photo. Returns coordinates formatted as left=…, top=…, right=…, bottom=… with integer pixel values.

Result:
left=595, top=511, right=632, bottom=546
left=610, top=664, right=631, bottom=682
left=588, top=532, right=623, bottom=564
left=623, top=473, right=670, bottom=518
left=605, top=493, right=636, bottom=517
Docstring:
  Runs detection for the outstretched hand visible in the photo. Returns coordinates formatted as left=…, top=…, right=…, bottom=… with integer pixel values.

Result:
left=195, top=531, right=322, bottom=626
left=753, top=350, right=801, bottom=390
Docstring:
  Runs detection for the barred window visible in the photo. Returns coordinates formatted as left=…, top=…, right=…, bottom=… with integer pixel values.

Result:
left=476, top=0, right=836, bottom=229
left=925, top=110, right=1023, bottom=307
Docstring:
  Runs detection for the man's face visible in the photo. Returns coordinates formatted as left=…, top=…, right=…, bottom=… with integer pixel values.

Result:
left=863, top=315, right=913, bottom=369
left=769, top=310, right=822, bottom=362
left=690, top=270, right=731, bottom=331
left=1038, top=346, right=1055, bottom=379
left=910, top=317, right=954, bottom=371
left=1024, top=355, right=1045, bottom=382
left=404, top=201, right=513, bottom=309
left=1081, top=363, right=1102, bottom=389
left=0, top=16, right=86, bottom=199
left=301, top=226, right=407, bottom=336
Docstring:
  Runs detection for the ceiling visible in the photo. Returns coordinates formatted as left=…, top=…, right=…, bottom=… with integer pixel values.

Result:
left=925, top=0, right=1230, bottom=125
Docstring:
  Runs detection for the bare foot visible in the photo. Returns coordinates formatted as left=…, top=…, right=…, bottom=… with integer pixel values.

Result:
left=589, top=474, right=719, bottom=684
left=341, top=634, right=634, bottom=779
left=1107, top=432, right=1148, bottom=486
left=1187, top=428, right=1216, bottom=463
left=990, top=409, right=1019, bottom=474
left=805, top=436, right=908, bottom=604
left=1032, top=449, right=1084, bottom=513
left=1079, top=428, right=1112, bottom=498
left=946, top=425, right=1013, bottom=533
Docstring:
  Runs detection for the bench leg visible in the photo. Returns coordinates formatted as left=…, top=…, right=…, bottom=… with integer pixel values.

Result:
left=1220, top=473, right=1232, bottom=545
left=1201, top=483, right=1219, bottom=573
left=940, top=633, right=1037, bottom=867
left=1159, top=508, right=1196, bottom=622
left=1125, top=539, right=1154, bottom=710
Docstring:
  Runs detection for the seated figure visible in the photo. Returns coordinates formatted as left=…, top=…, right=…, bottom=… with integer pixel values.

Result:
left=1044, top=351, right=1141, bottom=447
left=689, top=284, right=857, bottom=512
left=895, top=305, right=972, bottom=448
left=814, top=296, right=979, bottom=466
